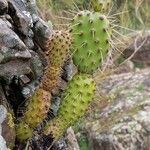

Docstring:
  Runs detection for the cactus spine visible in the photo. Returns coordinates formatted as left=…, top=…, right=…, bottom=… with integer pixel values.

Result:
left=16, top=30, right=71, bottom=141
left=70, top=10, right=112, bottom=74
left=46, top=30, right=72, bottom=67
left=91, top=0, right=112, bottom=12
left=41, top=30, right=72, bottom=92
left=23, top=89, right=51, bottom=128
left=44, top=74, right=95, bottom=140
left=41, top=65, right=61, bottom=92
left=16, top=89, right=51, bottom=141
left=43, top=10, right=112, bottom=141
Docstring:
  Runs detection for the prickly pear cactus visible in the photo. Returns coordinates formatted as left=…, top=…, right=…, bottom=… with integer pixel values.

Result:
left=44, top=74, right=95, bottom=139
left=16, top=88, right=51, bottom=141
left=23, top=88, right=51, bottom=128
left=16, top=122, right=33, bottom=141
left=41, top=65, right=61, bottom=92
left=44, top=117, right=65, bottom=140
left=70, top=10, right=111, bottom=74
left=46, top=30, right=72, bottom=67
left=91, top=0, right=112, bottom=12
left=41, top=30, right=72, bottom=92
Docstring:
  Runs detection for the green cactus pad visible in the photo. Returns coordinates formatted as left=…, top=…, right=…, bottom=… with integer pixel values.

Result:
left=24, top=88, right=51, bottom=128
left=44, top=74, right=95, bottom=139
left=16, top=122, right=33, bottom=141
left=70, top=10, right=111, bottom=74
left=46, top=30, right=72, bottom=67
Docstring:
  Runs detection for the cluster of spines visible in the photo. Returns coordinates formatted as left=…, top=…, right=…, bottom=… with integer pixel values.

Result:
left=42, top=10, right=113, bottom=141
left=16, top=88, right=51, bottom=141
left=70, top=10, right=111, bottom=74
left=16, top=10, right=112, bottom=143
left=91, top=0, right=112, bottom=12
left=46, top=30, right=72, bottom=67
left=44, top=117, right=65, bottom=140
left=44, top=74, right=96, bottom=140
left=41, top=66, right=61, bottom=92
left=23, top=89, right=51, bottom=128
left=16, top=30, right=72, bottom=141
left=41, top=30, right=72, bottom=92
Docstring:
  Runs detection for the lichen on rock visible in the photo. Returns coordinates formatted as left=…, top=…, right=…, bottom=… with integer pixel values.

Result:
left=82, top=69, right=150, bottom=150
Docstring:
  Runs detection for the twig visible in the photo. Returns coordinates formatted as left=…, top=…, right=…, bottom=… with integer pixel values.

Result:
left=120, top=35, right=147, bottom=65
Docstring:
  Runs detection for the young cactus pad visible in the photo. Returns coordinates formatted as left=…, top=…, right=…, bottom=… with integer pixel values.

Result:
left=70, top=10, right=111, bottom=74
left=42, top=30, right=72, bottom=92
left=23, top=88, right=51, bottom=128
left=16, top=122, right=33, bottom=141
left=44, top=74, right=96, bottom=139
left=41, top=65, right=61, bottom=92
left=91, top=0, right=112, bottom=12
left=16, top=89, right=51, bottom=141
left=46, top=30, right=72, bottom=67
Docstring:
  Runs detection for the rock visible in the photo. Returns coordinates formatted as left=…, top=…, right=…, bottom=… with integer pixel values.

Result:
left=0, top=59, right=32, bottom=84
left=33, top=15, right=53, bottom=50
left=123, top=31, right=150, bottom=66
left=1, top=111, right=16, bottom=149
left=83, top=69, right=150, bottom=150
left=66, top=127, right=80, bottom=150
left=0, top=135, right=8, bottom=150
left=0, top=86, right=16, bottom=149
left=0, top=18, right=31, bottom=56
left=62, top=59, right=75, bottom=82
left=0, top=0, right=54, bottom=100
left=22, top=50, right=44, bottom=98
left=0, top=16, right=34, bottom=83
left=8, top=0, right=33, bottom=36
left=0, top=0, right=8, bottom=15
left=26, top=0, right=37, bottom=14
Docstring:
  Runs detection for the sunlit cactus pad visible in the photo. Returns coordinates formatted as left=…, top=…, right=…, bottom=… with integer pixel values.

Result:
left=70, top=10, right=111, bottom=74
left=44, top=74, right=95, bottom=139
